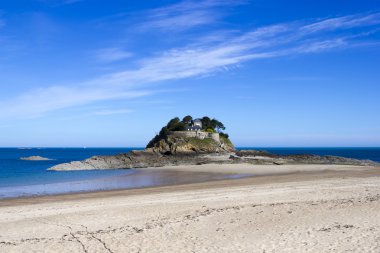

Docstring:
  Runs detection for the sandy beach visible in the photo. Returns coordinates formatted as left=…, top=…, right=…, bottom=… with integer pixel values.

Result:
left=1, top=164, right=380, bottom=253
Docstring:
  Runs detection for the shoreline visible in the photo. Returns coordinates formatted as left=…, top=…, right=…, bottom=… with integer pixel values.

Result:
left=0, top=167, right=253, bottom=202
left=1, top=164, right=378, bottom=207
left=1, top=164, right=380, bottom=252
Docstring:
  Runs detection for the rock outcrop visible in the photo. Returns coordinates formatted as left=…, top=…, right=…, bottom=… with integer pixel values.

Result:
left=49, top=151, right=224, bottom=171
left=48, top=149, right=378, bottom=171
left=20, top=156, right=52, bottom=161
left=234, top=150, right=378, bottom=166
left=146, top=132, right=235, bottom=154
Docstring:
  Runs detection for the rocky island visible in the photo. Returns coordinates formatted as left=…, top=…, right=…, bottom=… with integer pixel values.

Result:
left=20, top=156, right=52, bottom=161
left=49, top=116, right=378, bottom=171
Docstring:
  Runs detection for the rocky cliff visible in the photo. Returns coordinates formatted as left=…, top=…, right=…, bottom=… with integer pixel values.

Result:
left=146, top=132, right=235, bottom=154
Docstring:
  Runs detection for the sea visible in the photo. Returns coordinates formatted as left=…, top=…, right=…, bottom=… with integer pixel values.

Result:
left=0, top=147, right=379, bottom=199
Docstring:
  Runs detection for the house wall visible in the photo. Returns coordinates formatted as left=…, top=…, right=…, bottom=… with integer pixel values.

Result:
left=168, top=131, right=220, bottom=143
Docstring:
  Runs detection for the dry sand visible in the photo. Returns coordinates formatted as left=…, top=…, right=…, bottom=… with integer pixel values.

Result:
left=1, top=164, right=380, bottom=253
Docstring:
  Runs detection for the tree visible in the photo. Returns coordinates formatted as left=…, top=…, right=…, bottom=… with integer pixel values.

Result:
left=162, top=115, right=227, bottom=133
left=171, top=122, right=186, bottom=131
left=210, top=119, right=218, bottom=130
left=166, top=117, right=186, bottom=131
left=212, top=119, right=225, bottom=133
left=166, top=117, right=180, bottom=130
left=200, top=116, right=212, bottom=130
left=182, top=115, right=193, bottom=125
left=146, top=115, right=231, bottom=149
left=220, top=132, right=229, bottom=139
left=159, top=126, right=168, bottom=136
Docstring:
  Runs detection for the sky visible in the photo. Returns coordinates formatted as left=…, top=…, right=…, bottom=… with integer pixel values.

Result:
left=0, top=0, right=379, bottom=147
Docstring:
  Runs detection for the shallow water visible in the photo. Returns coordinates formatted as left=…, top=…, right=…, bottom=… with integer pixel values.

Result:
left=0, top=147, right=379, bottom=199
left=0, top=169, right=252, bottom=199
left=0, top=147, right=253, bottom=199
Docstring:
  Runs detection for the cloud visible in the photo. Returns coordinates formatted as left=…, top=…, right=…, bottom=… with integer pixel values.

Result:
left=0, top=85, right=150, bottom=119
left=137, top=0, right=245, bottom=31
left=302, top=12, right=380, bottom=33
left=1, top=12, right=380, bottom=119
left=95, top=47, right=133, bottom=63
left=294, top=39, right=347, bottom=53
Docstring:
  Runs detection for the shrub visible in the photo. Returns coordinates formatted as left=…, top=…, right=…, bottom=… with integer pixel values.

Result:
left=220, top=132, right=229, bottom=139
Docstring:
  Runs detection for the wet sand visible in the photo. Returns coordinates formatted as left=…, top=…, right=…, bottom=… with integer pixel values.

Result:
left=0, top=169, right=251, bottom=199
left=0, top=164, right=380, bottom=252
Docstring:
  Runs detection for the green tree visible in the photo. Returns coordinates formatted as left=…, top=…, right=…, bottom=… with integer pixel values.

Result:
left=220, top=132, right=229, bottom=139
left=201, top=116, right=212, bottom=130
left=166, top=117, right=180, bottom=130
left=210, top=119, right=218, bottom=130
left=165, top=117, right=186, bottom=131
left=182, top=115, right=193, bottom=125
left=212, top=119, right=225, bottom=133
left=146, top=115, right=231, bottom=149
left=171, top=122, right=186, bottom=131
left=159, top=126, right=168, bottom=136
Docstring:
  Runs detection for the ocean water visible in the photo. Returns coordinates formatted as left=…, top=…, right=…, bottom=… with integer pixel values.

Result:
left=0, top=148, right=247, bottom=198
left=0, top=147, right=379, bottom=198
left=0, top=148, right=140, bottom=198
left=0, top=148, right=139, bottom=187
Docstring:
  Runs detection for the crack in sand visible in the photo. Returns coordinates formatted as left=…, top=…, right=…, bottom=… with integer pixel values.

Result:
left=80, top=224, right=113, bottom=253
left=16, top=217, right=89, bottom=253
left=69, top=230, right=87, bottom=253
left=0, top=241, right=16, bottom=246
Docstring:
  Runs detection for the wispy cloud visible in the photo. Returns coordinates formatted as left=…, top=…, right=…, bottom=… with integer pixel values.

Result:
left=137, top=0, right=244, bottom=31
left=302, top=12, right=380, bottom=33
left=1, top=11, right=379, bottom=119
left=0, top=85, right=150, bottom=119
left=95, top=47, right=133, bottom=63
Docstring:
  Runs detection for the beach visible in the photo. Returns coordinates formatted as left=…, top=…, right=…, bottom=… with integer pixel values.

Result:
left=3, top=0, right=379, bottom=252
left=1, top=164, right=380, bottom=252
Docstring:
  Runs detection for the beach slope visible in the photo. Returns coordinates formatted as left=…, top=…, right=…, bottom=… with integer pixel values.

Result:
left=1, top=164, right=380, bottom=253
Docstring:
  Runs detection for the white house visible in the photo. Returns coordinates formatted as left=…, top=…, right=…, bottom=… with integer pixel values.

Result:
left=186, top=118, right=202, bottom=131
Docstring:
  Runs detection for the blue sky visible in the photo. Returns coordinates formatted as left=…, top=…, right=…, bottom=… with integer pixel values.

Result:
left=0, top=0, right=379, bottom=147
